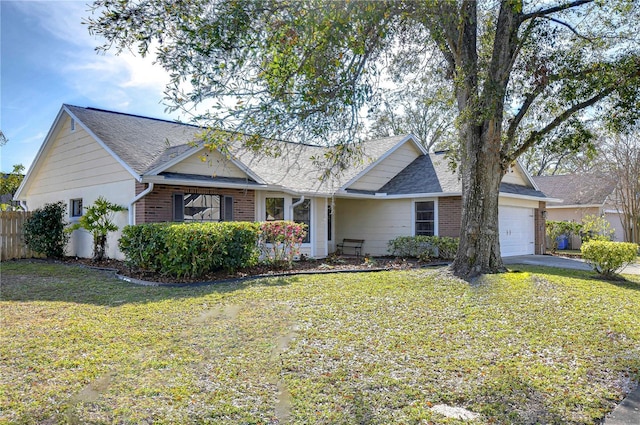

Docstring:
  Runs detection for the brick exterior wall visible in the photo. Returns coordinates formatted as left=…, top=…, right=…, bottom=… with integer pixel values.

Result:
left=439, top=196, right=547, bottom=255
left=134, top=182, right=255, bottom=224
left=534, top=202, right=547, bottom=255
left=438, top=196, right=462, bottom=238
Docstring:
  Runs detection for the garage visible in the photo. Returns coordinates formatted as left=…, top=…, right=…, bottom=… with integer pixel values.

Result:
left=499, top=206, right=535, bottom=257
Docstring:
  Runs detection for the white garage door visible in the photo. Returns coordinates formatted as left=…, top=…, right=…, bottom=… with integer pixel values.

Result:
left=499, top=206, right=535, bottom=257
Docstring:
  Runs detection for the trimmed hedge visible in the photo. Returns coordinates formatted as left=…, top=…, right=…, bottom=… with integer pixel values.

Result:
left=119, top=222, right=260, bottom=278
left=581, top=240, right=639, bottom=276
left=388, top=235, right=459, bottom=261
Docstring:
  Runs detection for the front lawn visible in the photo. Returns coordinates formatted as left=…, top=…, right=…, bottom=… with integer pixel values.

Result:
left=1, top=261, right=639, bottom=424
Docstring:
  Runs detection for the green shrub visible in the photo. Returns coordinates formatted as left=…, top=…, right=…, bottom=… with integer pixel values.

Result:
left=581, top=240, right=639, bottom=276
left=67, top=196, right=127, bottom=261
left=580, top=214, right=614, bottom=242
left=258, top=221, right=307, bottom=267
left=388, top=235, right=459, bottom=261
left=545, top=220, right=582, bottom=253
left=23, top=201, right=69, bottom=258
left=119, top=222, right=260, bottom=278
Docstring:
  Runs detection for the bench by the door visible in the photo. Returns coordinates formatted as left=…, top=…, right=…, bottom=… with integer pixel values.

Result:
left=336, top=238, right=365, bottom=257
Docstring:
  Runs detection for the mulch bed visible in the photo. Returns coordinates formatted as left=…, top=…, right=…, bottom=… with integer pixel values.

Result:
left=56, top=255, right=434, bottom=285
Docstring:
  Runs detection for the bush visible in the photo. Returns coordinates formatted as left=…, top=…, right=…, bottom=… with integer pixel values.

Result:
left=119, top=222, right=260, bottom=278
left=580, top=214, right=614, bottom=242
left=67, top=196, right=127, bottom=261
left=388, top=235, right=459, bottom=261
left=581, top=240, right=638, bottom=276
left=258, top=221, right=307, bottom=267
left=545, top=221, right=582, bottom=253
left=23, top=201, right=69, bottom=258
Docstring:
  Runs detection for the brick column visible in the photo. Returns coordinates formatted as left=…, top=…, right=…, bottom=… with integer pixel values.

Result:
left=534, top=202, right=547, bottom=255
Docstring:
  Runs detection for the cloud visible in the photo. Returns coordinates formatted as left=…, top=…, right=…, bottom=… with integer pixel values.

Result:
left=11, top=1, right=95, bottom=48
left=17, top=1, right=171, bottom=100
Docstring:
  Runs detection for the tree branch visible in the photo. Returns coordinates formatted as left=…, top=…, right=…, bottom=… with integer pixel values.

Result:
left=506, top=87, right=614, bottom=162
left=540, top=16, right=594, bottom=42
left=505, top=83, right=547, bottom=143
left=521, top=0, right=594, bottom=21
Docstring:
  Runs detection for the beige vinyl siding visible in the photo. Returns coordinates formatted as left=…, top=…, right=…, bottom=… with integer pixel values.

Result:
left=26, top=180, right=134, bottom=260
left=498, top=197, right=541, bottom=209
left=348, top=143, right=421, bottom=191
left=545, top=206, right=600, bottom=222
left=166, top=149, right=248, bottom=178
left=335, top=198, right=412, bottom=256
left=312, top=197, right=329, bottom=258
left=502, top=165, right=529, bottom=185
left=28, top=117, right=131, bottom=196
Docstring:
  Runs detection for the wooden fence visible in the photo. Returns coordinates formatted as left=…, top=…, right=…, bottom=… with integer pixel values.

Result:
left=0, top=211, right=41, bottom=261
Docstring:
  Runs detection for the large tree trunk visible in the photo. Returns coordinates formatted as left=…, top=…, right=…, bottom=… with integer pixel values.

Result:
left=451, top=120, right=506, bottom=278
left=443, top=1, right=518, bottom=279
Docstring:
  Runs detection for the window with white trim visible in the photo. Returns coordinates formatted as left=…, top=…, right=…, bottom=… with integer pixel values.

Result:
left=293, top=198, right=311, bottom=243
left=265, top=197, right=284, bottom=221
left=415, top=201, right=435, bottom=236
left=70, top=198, right=83, bottom=218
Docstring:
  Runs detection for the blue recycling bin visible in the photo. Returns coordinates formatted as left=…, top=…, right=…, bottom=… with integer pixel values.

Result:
left=556, top=234, right=568, bottom=250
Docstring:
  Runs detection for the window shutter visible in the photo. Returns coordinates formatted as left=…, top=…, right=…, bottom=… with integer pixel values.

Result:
left=173, top=194, right=184, bottom=222
left=224, top=196, right=234, bottom=221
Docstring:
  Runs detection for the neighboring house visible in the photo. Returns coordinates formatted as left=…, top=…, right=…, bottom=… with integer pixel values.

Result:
left=532, top=174, right=624, bottom=248
left=15, top=104, right=551, bottom=260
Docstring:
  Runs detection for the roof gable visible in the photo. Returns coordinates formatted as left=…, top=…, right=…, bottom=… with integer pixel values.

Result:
left=65, top=105, right=203, bottom=176
left=164, top=148, right=250, bottom=179
left=341, top=135, right=427, bottom=191
left=16, top=107, right=134, bottom=199
left=373, top=151, right=460, bottom=195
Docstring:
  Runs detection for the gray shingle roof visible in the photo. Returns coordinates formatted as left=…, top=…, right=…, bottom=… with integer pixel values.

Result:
left=67, top=105, right=408, bottom=194
left=378, top=151, right=546, bottom=198
left=66, top=105, right=202, bottom=175
left=67, top=105, right=545, bottom=199
left=532, top=174, right=616, bottom=205
left=232, top=134, right=408, bottom=194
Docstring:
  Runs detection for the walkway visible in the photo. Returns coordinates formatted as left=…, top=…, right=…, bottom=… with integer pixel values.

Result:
left=503, top=254, right=640, bottom=275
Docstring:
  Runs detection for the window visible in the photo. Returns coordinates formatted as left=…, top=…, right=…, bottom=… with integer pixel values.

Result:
left=265, top=197, right=284, bottom=221
left=174, top=194, right=222, bottom=222
left=293, top=198, right=311, bottom=243
left=70, top=118, right=76, bottom=132
left=70, top=198, right=83, bottom=218
left=415, top=201, right=435, bottom=236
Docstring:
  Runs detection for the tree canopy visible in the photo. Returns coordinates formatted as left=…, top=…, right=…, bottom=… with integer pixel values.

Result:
left=88, top=0, right=640, bottom=278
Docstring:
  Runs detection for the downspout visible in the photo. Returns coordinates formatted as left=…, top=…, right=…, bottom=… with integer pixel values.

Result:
left=290, top=195, right=305, bottom=210
left=128, top=183, right=154, bottom=225
left=19, top=200, right=28, bottom=211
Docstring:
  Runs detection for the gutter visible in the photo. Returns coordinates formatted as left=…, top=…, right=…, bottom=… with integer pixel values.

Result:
left=128, top=183, right=154, bottom=225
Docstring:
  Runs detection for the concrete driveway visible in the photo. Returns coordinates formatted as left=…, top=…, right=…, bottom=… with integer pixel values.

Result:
left=503, top=255, right=640, bottom=275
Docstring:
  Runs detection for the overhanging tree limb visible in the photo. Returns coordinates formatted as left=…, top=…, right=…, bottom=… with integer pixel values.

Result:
left=520, top=0, right=594, bottom=21
left=507, top=87, right=614, bottom=162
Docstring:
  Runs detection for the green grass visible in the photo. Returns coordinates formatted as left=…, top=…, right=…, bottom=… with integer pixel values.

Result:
left=1, top=261, right=639, bottom=424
